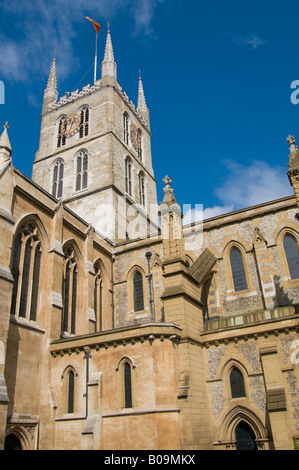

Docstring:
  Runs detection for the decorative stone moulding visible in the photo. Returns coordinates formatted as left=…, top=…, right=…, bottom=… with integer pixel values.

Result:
left=47, top=83, right=102, bottom=112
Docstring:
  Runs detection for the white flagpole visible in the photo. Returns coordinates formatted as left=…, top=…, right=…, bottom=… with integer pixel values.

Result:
left=94, top=32, right=98, bottom=83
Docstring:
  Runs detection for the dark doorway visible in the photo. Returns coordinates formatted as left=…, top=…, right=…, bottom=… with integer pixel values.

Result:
left=4, top=434, right=22, bottom=450
left=236, top=421, right=258, bottom=450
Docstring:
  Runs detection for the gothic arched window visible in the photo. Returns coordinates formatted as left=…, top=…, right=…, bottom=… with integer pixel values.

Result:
left=201, top=277, right=212, bottom=322
left=52, top=159, right=64, bottom=199
left=10, top=223, right=42, bottom=322
left=75, top=149, right=88, bottom=191
left=125, top=157, right=132, bottom=197
left=123, top=112, right=129, bottom=145
left=124, top=362, right=133, bottom=408
left=139, top=171, right=145, bottom=207
left=67, top=370, right=75, bottom=414
left=283, top=234, right=299, bottom=279
left=230, top=367, right=246, bottom=399
left=62, top=246, right=78, bottom=335
left=137, top=128, right=142, bottom=160
left=94, top=262, right=103, bottom=332
left=230, top=247, right=247, bottom=292
left=79, top=107, right=89, bottom=138
left=57, top=117, right=67, bottom=148
left=133, top=271, right=144, bottom=312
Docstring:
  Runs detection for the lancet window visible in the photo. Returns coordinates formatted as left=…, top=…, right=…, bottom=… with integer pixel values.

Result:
left=125, top=157, right=132, bottom=197
left=137, top=128, right=142, bottom=160
left=79, top=107, right=89, bottom=138
left=139, top=171, right=145, bottom=207
left=230, top=247, right=247, bottom=292
left=75, top=149, right=88, bottom=191
left=57, top=117, right=67, bottom=148
left=133, top=271, right=144, bottom=312
left=52, top=159, right=64, bottom=199
left=10, top=223, right=42, bottom=322
left=230, top=367, right=246, bottom=398
left=123, top=112, right=129, bottom=145
left=124, top=362, right=133, bottom=408
left=94, top=262, right=103, bottom=332
left=62, top=246, right=78, bottom=335
left=283, top=233, right=299, bottom=279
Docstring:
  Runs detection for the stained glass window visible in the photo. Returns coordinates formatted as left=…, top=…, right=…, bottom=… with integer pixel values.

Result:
left=10, top=224, right=42, bottom=321
left=284, top=234, right=299, bottom=279
left=133, top=271, right=144, bottom=312
left=230, top=367, right=246, bottom=398
left=63, top=248, right=78, bottom=335
left=68, top=370, right=75, bottom=414
left=230, top=247, right=247, bottom=291
left=124, top=363, right=132, bottom=408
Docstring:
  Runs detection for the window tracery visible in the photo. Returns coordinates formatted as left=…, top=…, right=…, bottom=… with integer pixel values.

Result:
left=10, top=222, right=42, bottom=322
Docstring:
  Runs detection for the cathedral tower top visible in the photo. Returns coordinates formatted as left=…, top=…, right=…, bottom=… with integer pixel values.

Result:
left=101, top=26, right=117, bottom=86
left=42, top=54, right=58, bottom=114
left=33, top=26, right=157, bottom=242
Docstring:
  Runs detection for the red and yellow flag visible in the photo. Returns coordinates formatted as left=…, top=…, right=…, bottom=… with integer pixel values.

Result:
left=86, top=17, right=101, bottom=34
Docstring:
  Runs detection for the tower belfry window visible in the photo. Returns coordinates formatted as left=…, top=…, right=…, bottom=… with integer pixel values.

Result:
left=123, top=113, right=129, bottom=145
left=57, top=118, right=66, bottom=148
left=125, top=157, right=132, bottom=197
left=52, top=159, right=64, bottom=199
left=139, top=172, right=145, bottom=207
left=79, top=107, right=89, bottom=138
left=137, top=129, right=142, bottom=160
left=75, top=150, right=88, bottom=191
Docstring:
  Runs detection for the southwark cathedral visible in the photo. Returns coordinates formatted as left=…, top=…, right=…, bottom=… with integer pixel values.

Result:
left=1, top=27, right=299, bottom=451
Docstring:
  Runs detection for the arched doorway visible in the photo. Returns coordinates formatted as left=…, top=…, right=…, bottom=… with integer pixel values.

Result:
left=236, top=421, right=258, bottom=450
left=4, top=434, right=22, bottom=450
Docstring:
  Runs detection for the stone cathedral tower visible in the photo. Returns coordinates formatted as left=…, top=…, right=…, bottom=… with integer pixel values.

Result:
left=32, top=27, right=158, bottom=241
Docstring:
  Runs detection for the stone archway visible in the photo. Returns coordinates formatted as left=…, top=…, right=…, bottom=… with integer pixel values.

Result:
left=235, top=420, right=258, bottom=450
left=4, top=434, right=22, bottom=450
left=218, top=405, right=269, bottom=450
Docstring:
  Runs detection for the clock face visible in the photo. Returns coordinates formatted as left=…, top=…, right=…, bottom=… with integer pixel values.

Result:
left=60, top=114, right=81, bottom=136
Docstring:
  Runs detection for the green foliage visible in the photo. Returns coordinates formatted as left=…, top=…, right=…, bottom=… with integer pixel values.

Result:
left=293, top=437, right=299, bottom=450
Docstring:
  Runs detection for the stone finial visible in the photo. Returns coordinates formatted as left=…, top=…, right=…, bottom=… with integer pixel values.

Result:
left=46, top=54, right=57, bottom=91
left=137, top=72, right=148, bottom=112
left=101, top=26, right=117, bottom=82
left=287, top=135, right=298, bottom=153
left=163, top=175, right=172, bottom=190
left=0, top=121, right=12, bottom=157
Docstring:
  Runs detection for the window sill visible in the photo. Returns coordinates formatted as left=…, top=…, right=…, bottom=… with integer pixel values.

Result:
left=10, top=315, right=45, bottom=334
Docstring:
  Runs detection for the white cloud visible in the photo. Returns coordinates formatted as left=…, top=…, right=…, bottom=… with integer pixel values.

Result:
left=215, top=160, right=292, bottom=209
left=0, top=0, right=164, bottom=84
left=183, top=204, right=234, bottom=224
left=235, top=34, right=266, bottom=50
left=131, top=0, right=164, bottom=36
left=183, top=160, right=292, bottom=224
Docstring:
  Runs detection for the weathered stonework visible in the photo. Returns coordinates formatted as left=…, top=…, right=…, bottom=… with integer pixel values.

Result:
left=1, top=30, right=299, bottom=451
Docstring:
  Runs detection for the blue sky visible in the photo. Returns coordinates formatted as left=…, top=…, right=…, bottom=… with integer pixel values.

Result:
left=1, top=0, right=299, bottom=220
